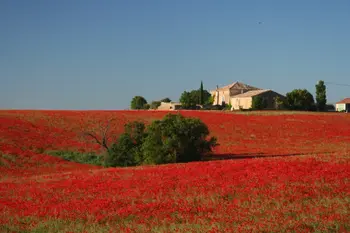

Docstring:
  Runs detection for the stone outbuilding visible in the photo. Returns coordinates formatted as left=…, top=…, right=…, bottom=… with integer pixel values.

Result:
left=230, top=89, right=286, bottom=110
left=157, top=102, right=182, bottom=110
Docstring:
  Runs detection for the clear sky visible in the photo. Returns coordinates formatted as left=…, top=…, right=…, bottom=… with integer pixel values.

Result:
left=1, top=0, right=350, bottom=109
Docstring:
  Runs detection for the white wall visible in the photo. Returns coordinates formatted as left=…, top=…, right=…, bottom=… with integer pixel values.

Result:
left=336, top=103, right=346, bottom=112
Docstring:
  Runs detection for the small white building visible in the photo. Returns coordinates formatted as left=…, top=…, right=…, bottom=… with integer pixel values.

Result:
left=157, top=102, right=182, bottom=110
left=335, top=98, right=350, bottom=112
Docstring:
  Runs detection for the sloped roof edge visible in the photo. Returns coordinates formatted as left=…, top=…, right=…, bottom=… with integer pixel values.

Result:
left=231, top=89, right=272, bottom=98
left=336, top=98, right=350, bottom=104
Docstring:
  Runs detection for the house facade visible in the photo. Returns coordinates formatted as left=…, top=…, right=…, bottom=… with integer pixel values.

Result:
left=230, top=89, right=286, bottom=110
left=210, top=81, right=285, bottom=110
left=335, top=98, right=350, bottom=112
left=209, top=82, right=260, bottom=105
left=157, top=102, right=182, bottom=110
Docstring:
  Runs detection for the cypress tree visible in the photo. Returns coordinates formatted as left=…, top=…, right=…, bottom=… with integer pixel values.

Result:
left=199, top=81, right=204, bottom=105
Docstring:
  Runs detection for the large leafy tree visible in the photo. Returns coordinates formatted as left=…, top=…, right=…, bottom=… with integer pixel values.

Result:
left=130, top=96, right=148, bottom=110
left=179, top=91, right=197, bottom=109
left=315, top=80, right=327, bottom=111
left=179, top=89, right=211, bottom=109
left=285, top=89, right=315, bottom=111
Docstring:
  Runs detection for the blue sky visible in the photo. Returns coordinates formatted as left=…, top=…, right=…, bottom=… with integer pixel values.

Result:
left=1, top=0, right=350, bottom=109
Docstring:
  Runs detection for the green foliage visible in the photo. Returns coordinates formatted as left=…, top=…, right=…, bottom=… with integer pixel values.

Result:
left=130, top=96, right=148, bottom=110
left=179, top=89, right=211, bottom=109
left=107, top=134, right=139, bottom=167
left=48, top=151, right=104, bottom=166
left=199, top=81, right=204, bottom=105
left=274, top=96, right=285, bottom=110
left=143, top=103, right=150, bottom=110
left=160, top=97, right=171, bottom=103
left=315, top=80, right=327, bottom=111
left=106, top=121, right=146, bottom=167
left=150, top=101, right=161, bottom=109
left=208, top=95, right=215, bottom=105
left=141, top=114, right=218, bottom=165
left=103, top=114, right=218, bottom=167
left=252, top=96, right=268, bottom=110
left=285, top=89, right=316, bottom=111
left=78, top=113, right=217, bottom=168
left=223, top=102, right=232, bottom=110
left=179, top=91, right=197, bottom=109
left=149, top=98, right=171, bottom=109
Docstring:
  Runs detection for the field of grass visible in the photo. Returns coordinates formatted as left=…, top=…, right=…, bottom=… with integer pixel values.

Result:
left=0, top=110, right=349, bottom=232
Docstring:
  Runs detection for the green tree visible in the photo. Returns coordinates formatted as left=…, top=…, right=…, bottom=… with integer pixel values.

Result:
left=179, top=89, right=211, bottom=109
left=191, top=89, right=211, bottom=105
left=130, top=96, right=148, bottom=110
left=160, top=97, right=171, bottom=103
left=208, top=95, right=215, bottom=105
left=179, top=91, right=197, bottom=109
left=285, top=89, right=315, bottom=111
left=252, top=96, right=268, bottom=110
left=150, top=101, right=161, bottom=109
left=315, top=80, right=327, bottom=111
left=141, top=113, right=218, bottom=165
left=274, top=96, right=285, bottom=110
left=199, top=81, right=204, bottom=105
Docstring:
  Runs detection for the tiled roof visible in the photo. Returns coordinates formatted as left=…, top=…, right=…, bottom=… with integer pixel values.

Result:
left=336, top=98, right=350, bottom=104
left=231, top=89, right=271, bottom=98
left=214, top=81, right=260, bottom=91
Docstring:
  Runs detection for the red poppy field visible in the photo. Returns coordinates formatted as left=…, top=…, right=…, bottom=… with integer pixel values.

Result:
left=0, top=110, right=349, bottom=232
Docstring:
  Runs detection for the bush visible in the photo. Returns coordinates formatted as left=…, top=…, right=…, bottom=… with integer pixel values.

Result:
left=81, top=114, right=218, bottom=167
left=101, top=114, right=218, bottom=167
left=224, top=103, right=232, bottom=110
left=141, top=114, right=218, bottom=165
left=105, top=121, right=146, bottom=167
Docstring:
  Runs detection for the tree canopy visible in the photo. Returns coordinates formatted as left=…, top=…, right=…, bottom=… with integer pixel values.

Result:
left=141, top=113, right=218, bottom=164
left=150, top=101, right=161, bottom=109
left=160, top=97, right=171, bottom=103
left=130, top=96, right=148, bottom=110
left=315, top=80, right=327, bottom=111
left=285, top=89, right=315, bottom=111
left=179, top=89, right=211, bottom=109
